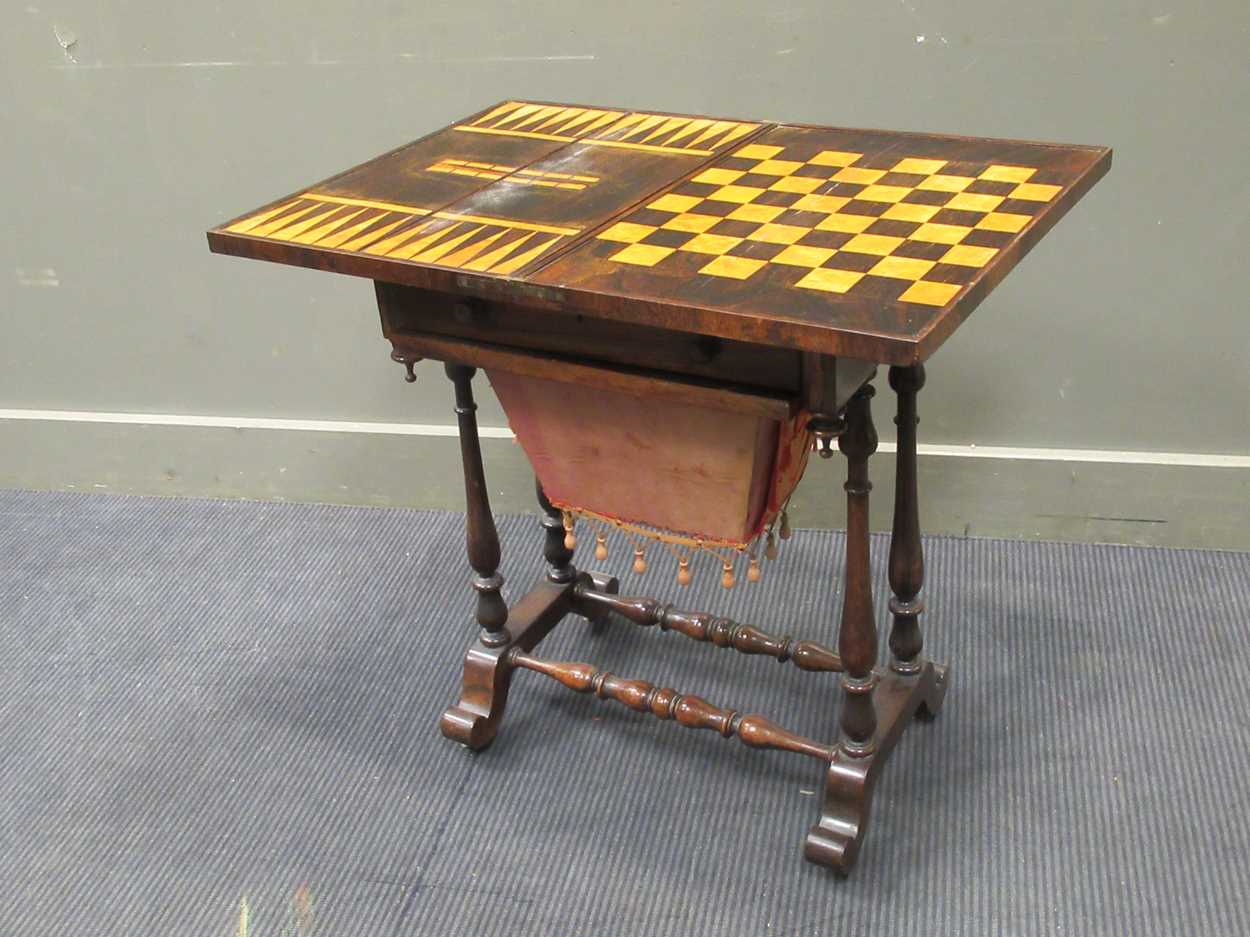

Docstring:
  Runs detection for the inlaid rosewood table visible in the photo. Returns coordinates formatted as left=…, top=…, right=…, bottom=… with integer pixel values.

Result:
left=208, top=101, right=1110, bottom=874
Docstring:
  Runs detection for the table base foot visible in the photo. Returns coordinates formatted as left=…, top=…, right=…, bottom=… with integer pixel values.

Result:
left=804, top=660, right=949, bottom=874
left=439, top=571, right=619, bottom=751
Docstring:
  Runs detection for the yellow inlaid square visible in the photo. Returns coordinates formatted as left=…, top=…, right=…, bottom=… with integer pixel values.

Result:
left=679, top=233, right=743, bottom=255
left=1010, top=182, right=1062, bottom=202
left=809, top=150, right=862, bottom=168
left=910, top=222, right=972, bottom=245
left=598, top=221, right=657, bottom=244
left=707, top=184, right=767, bottom=204
left=691, top=167, right=745, bottom=186
left=831, top=167, right=887, bottom=185
left=899, top=280, right=961, bottom=306
left=791, top=194, right=850, bottom=214
left=883, top=202, right=941, bottom=223
left=857, top=184, right=913, bottom=204
left=648, top=193, right=704, bottom=213
left=734, top=144, right=785, bottom=160
left=940, top=244, right=998, bottom=267
left=980, top=165, right=1035, bottom=183
left=795, top=267, right=864, bottom=293
left=769, top=175, right=824, bottom=194
left=747, top=223, right=809, bottom=245
left=945, top=192, right=1005, bottom=213
left=662, top=212, right=721, bottom=233
left=976, top=211, right=1030, bottom=233
left=609, top=243, right=674, bottom=266
left=752, top=159, right=805, bottom=176
left=815, top=212, right=877, bottom=234
left=771, top=244, right=836, bottom=267
left=891, top=157, right=948, bottom=175
left=728, top=203, right=785, bottom=223
left=868, top=255, right=936, bottom=280
left=917, top=174, right=975, bottom=193
left=700, top=255, right=767, bottom=279
left=841, top=233, right=904, bottom=256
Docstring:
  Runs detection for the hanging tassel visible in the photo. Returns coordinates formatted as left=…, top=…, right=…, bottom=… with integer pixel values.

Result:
left=721, top=561, right=735, bottom=590
left=632, top=548, right=647, bottom=575
left=747, top=557, right=761, bottom=583
left=765, top=531, right=778, bottom=561
left=563, top=511, right=577, bottom=551
left=594, top=532, right=608, bottom=561
left=779, top=510, right=792, bottom=541
left=677, top=557, right=692, bottom=587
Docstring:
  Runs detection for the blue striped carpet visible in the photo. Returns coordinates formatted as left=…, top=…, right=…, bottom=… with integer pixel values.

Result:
left=1, top=489, right=1247, bottom=936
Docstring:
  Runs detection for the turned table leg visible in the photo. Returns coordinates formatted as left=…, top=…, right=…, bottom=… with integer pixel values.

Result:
left=837, top=383, right=880, bottom=758
left=439, top=364, right=513, bottom=749
left=446, top=364, right=508, bottom=647
left=888, top=365, right=925, bottom=676
left=887, top=365, right=948, bottom=718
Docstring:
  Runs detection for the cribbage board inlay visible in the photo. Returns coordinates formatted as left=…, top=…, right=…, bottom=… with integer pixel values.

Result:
left=209, top=100, right=1110, bottom=363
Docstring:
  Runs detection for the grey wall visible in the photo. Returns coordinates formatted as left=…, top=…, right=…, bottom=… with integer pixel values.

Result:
left=3, top=2, right=1248, bottom=548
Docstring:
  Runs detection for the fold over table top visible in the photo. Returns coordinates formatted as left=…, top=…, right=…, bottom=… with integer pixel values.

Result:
left=208, top=100, right=1110, bottom=364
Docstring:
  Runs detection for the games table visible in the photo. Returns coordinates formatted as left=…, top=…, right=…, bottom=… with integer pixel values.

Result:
left=208, top=101, right=1110, bottom=873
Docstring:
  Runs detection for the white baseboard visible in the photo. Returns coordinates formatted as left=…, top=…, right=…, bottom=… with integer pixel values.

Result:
left=2, top=408, right=1247, bottom=469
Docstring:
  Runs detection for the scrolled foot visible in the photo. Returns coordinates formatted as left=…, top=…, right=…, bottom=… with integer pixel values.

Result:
left=804, top=752, right=879, bottom=875
left=439, top=703, right=501, bottom=751
left=804, top=821, right=862, bottom=875
left=438, top=644, right=514, bottom=751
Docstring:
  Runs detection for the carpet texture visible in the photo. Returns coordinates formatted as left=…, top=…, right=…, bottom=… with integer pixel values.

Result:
left=1, top=489, right=1247, bottom=936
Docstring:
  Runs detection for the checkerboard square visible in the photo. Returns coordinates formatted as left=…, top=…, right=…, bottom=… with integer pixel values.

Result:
left=892, top=157, right=948, bottom=175
left=1010, top=182, right=1062, bottom=202
left=898, top=280, right=961, bottom=305
left=841, top=233, right=904, bottom=256
left=882, top=202, right=941, bottom=223
left=808, top=150, right=862, bottom=168
left=708, top=184, right=768, bottom=204
left=599, top=221, right=657, bottom=243
left=699, top=255, right=767, bottom=279
left=917, top=174, right=975, bottom=194
left=679, top=233, right=743, bottom=255
left=609, top=243, right=674, bottom=266
left=940, top=244, right=998, bottom=267
left=752, top=159, right=805, bottom=176
left=791, top=194, right=850, bottom=214
left=869, top=255, right=936, bottom=280
left=831, top=167, right=887, bottom=185
left=976, top=211, right=1030, bottom=233
left=726, top=203, right=785, bottom=224
left=945, top=192, right=1004, bottom=213
left=910, top=222, right=972, bottom=245
left=771, top=244, right=837, bottom=267
left=980, top=165, right=1036, bottom=183
left=815, top=213, right=877, bottom=234
left=746, top=223, right=808, bottom=245
left=795, top=267, right=864, bottom=293
left=858, top=184, right=913, bottom=204
left=662, top=213, right=722, bottom=233
left=769, top=175, right=824, bottom=194
left=691, top=167, right=746, bottom=186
